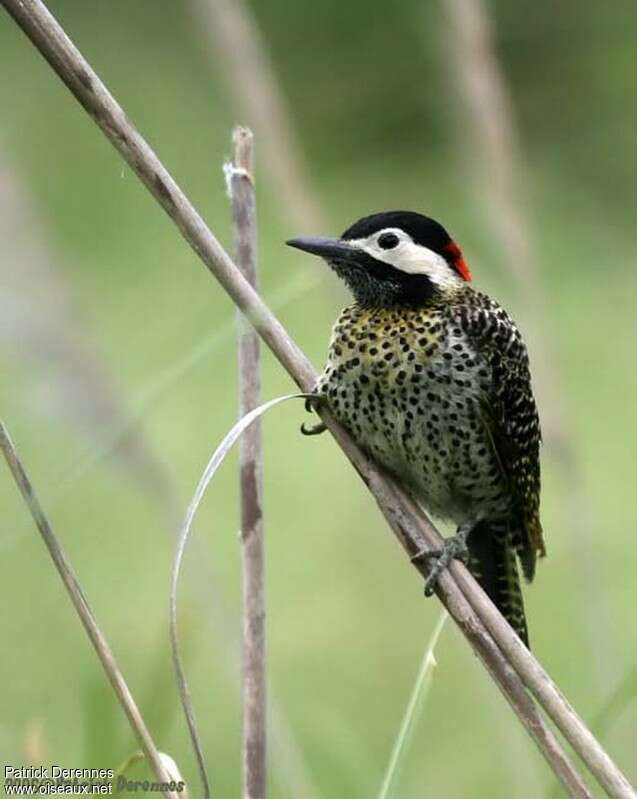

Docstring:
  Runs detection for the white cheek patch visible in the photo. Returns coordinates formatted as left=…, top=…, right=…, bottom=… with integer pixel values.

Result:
left=348, top=230, right=461, bottom=289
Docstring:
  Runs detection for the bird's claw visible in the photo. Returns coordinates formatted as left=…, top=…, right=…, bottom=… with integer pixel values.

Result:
left=412, top=532, right=470, bottom=597
left=300, top=394, right=327, bottom=436
left=300, top=420, right=327, bottom=436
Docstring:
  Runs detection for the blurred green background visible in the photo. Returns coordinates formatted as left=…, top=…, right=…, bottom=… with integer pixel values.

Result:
left=1, top=0, right=636, bottom=796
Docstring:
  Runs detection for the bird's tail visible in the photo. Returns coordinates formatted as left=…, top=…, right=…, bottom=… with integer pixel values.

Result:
left=466, top=521, right=529, bottom=647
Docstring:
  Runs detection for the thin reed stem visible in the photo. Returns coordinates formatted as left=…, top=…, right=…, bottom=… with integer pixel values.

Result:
left=0, top=422, right=179, bottom=799
left=228, top=126, right=267, bottom=799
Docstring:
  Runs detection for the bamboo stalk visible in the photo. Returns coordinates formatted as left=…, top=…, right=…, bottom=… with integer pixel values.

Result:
left=0, top=422, right=179, bottom=799
left=229, top=127, right=267, bottom=799
left=2, top=1, right=633, bottom=796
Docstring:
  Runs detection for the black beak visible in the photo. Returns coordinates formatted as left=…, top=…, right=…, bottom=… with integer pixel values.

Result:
left=286, top=236, right=360, bottom=262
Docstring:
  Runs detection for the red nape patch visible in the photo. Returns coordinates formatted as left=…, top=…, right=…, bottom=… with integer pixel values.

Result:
left=444, top=241, right=472, bottom=282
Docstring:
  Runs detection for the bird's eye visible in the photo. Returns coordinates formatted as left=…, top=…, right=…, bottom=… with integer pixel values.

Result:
left=378, top=232, right=400, bottom=250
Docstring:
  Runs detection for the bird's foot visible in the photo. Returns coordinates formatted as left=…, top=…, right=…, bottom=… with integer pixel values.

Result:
left=300, top=395, right=327, bottom=436
left=412, top=525, right=471, bottom=596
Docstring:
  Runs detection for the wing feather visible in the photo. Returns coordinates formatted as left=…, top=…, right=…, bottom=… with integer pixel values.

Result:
left=457, top=294, right=545, bottom=582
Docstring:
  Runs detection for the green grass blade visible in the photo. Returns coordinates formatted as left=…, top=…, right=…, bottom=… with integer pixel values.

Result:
left=378, top=610, right=448, bottom=799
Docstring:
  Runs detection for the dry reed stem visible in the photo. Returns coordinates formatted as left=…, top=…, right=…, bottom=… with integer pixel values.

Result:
left=442, top=0, right=621, bottom=697
left=442, top=0, right=569, bottom=450
left=229, top=126, right=267, bottom=799
left=2, top=1, right=633, bottom=796
left=0, top=147, right=170, bottom=500
left=0, top=422, right=179, bottom=799
left=192, top=0, right=326, bottom=230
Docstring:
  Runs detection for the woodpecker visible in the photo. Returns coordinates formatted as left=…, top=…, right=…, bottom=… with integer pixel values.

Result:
left=287, top=211, right=545, bottom=646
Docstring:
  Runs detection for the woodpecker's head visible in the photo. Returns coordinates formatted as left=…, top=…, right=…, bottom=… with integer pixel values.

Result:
left=287, top=211, right=471, bottom=307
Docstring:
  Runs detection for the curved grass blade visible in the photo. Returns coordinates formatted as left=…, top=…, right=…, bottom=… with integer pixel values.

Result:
left=170, top=393, right=313, bottom=799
